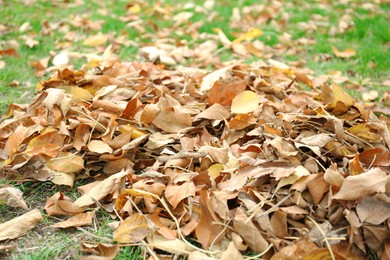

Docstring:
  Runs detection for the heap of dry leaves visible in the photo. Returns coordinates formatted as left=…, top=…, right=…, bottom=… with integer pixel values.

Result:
left=0, top=57, right=389, bottom=259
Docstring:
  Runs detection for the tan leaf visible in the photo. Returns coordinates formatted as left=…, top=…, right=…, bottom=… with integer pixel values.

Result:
left=200, top=65, right=234, bottom=93
left=195, top=191, right=225, bottom=249
left=46, top=152, right=84, bottom=174
left=147, top=234, right=194, bottom=255
left=113, top=213, right=155, bottom=243
left=270, top=210, right=288, bottom=238
left=165, top=181, right=196, bottom=208
left=0, top=185, right=29, bottom=210
left=220, top=241, right=243, bottom=260
left=194, top=103, right=230, bottom=121
left=73, top=124, right=90, bottom=150
left=152, top=107, right=192, bottom=134
left=51, top=210, right=95, bottom=228
left=44, top=192, right=84, bottom=216
left=233, top=208, right=269, bottom=253
left=75, top=170, right=129, bottom=207
left=324, top=163, right=344, bottom=188
left=198, top=146, right=228, bottom=164
left=0, top=209, right=43, bottom=241
left=356, top=196, right=390, bottom=225
left=231, top=91, right=260, bottom=114
left=333, top=168, right=388, bottom=201
left=88, top=140, right=113, bottom=154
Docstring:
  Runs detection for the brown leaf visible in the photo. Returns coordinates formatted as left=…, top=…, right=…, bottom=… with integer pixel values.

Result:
left=270, top=210, right=288, bottom=238
left=233, top=208, right=269, bottom=253
left=195, top=191, right=225, bottom=249
left=0, top=209, right=43, bottom=241
left=165, top=181, right=196, bottom=208
left=356, top=196, right=390, bottom=225
left=113, top=213, right=155, bottom=243
left=80, top=242, right=120, bottom=259
left=333, top=168, right=388, bottom=201
left=0, top=185, right=29, bottom=210
left=44, top=192, right=84, bottom=216
left=208, top=79, right=246, bottom=106
left=194, top=103, right=230, bottom=121
left=25, top=130, right=65, bottom=158
left=359, top=147, right=390, bottom=167
left=51, top=210, right=95, bottom=228
left=4, top=124, right=29, bottom=159
left=322, top=82, right=354, bottom=114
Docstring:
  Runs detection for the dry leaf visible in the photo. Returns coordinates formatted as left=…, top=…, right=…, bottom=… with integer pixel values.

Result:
left=165, top=181, right=196, bottom=208
left=113, top=213, right=156, bottom=243
left=233, top=208, right=269, bottom=253
left=51, top=211, right=95, bottom=229
left=333, top=168, right=388, bottom=201
left=80, top=242, right=120, bottom=259
left=231, top=91, right=260, bottom=114
left=332, top=46, right=356, bottom=58
left=44, top=192, right=84, bottom=216
left=0, top=209, right=43, bottom=241
left=88, top=140, right=113, bottom=154
left=75, top=170, right=129, bottom=207
left=356, top=196, right=390, bottom=225
left=46, top=152, right=84, bottom=173
left=0, top=185, right=29, bottom=210
left=83, top=32, right=108, bottom=47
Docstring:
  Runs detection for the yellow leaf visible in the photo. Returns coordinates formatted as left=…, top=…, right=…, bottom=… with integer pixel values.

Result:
left=322, top=82, right=354, bottom=114
left=348, top=123, right=381, bottom=141
left=208, top=164, right=224, bottom=179
left=59, top=86, right=94, bottom=102
left=233, top=28, right=263, bottom=43
left=231, top=91, right=260, bottom=114
left=83, top=32, right=107, bottom=47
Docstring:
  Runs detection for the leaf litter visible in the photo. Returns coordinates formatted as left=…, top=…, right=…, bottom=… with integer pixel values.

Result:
left=1, top=0, right=390, bottom=259
left=0, top=56, right=389, bottom=259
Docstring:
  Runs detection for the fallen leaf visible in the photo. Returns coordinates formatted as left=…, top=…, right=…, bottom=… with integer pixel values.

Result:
left=220, top=241, right=243, bottom=260
left=113, top=213, right=156, bottom=243
left=200, top=65, right=234, bottom=93
left=0, top=209, right=43, bottom=241
left=83, top=32, right=108, bottom=47
left=233, top=208, right=269, bottom=253
left=88, top=140, right=113, bottom=154
left=46, top=152, right=84, bottom=173
left=44, top=192, right=84, bottom=216
left=147, top=234, right=194, bottom=255
left=75, top=170, right=129, bottom=207
left=359, top=147, right=390, bottom=167
left=333, top=168, right=388, bottom=201
left=165, top=181, right=196, bottom=208
left=231, top=91, right=260, bottom=114
left=331, top=46, right=356, bottom=58
left=233, top=28, right=263, bottom=43
left=0, top=185, right=29, bottom=210
left=80, top=242, right=120, bottom=259
left=356, top=196, right=390, bottom=225
left=51, top=210, right=95, bottom=228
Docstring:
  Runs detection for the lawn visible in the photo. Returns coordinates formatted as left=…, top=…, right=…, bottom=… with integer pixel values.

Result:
left=0, top=0, right=389, bottom=259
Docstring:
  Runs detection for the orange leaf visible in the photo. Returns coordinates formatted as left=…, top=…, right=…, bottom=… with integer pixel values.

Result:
left=332, top=46, right=356, bottom=58
left=51, top=210, right=95, bottom=229
left=359, top=147, right=390, bottom=167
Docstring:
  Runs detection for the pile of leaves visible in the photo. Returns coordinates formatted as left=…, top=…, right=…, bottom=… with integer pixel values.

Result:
left=0, top=58, right=389, bottom=259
